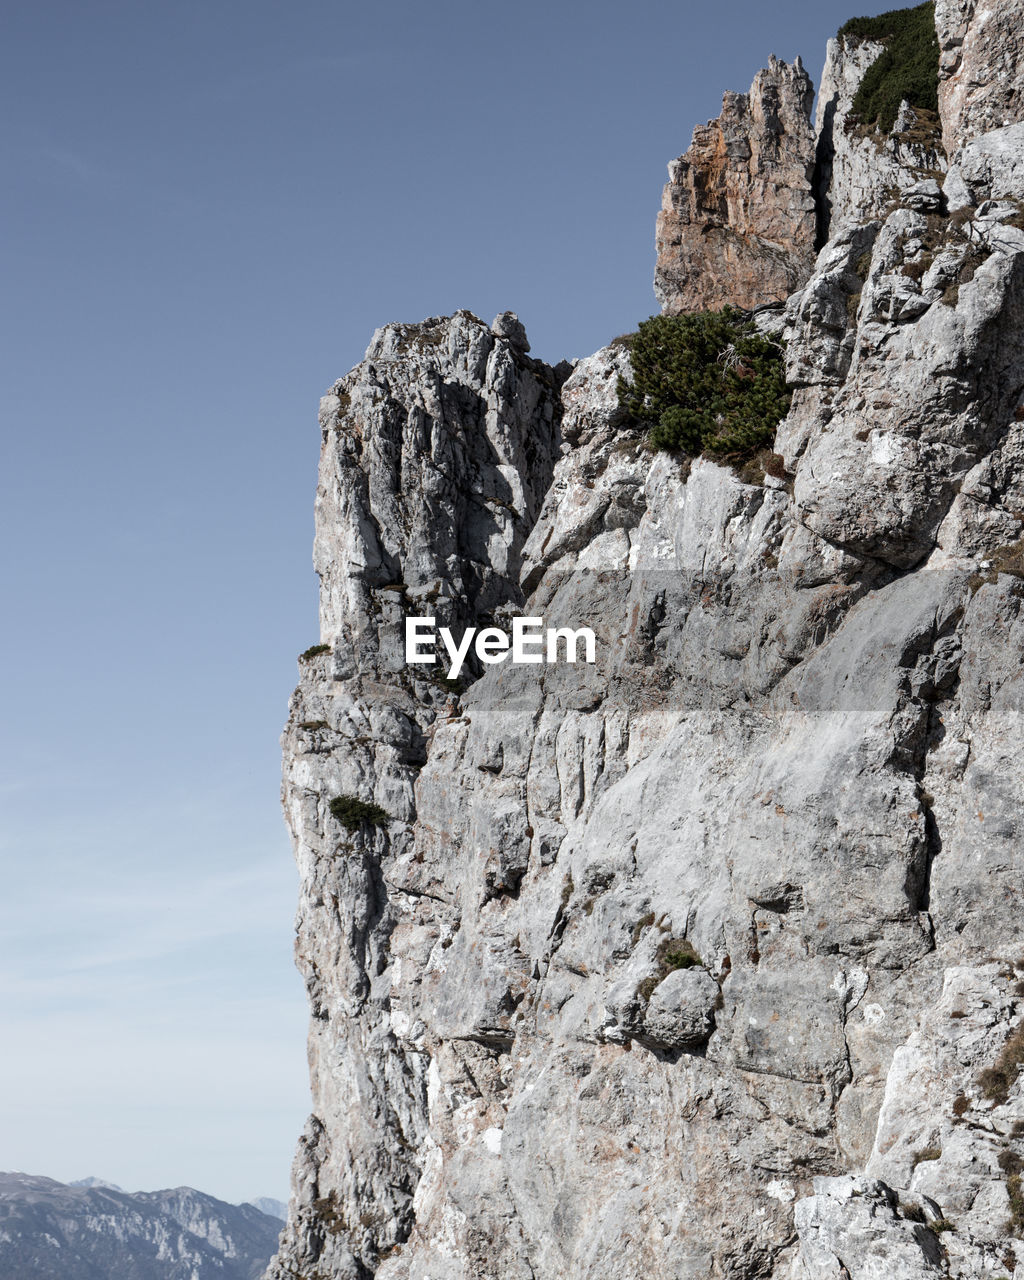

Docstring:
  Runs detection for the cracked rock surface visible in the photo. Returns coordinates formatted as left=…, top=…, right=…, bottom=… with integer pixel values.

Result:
left=936, top=0, right=1024, bottom=159
left=654, top=56, right=817, bottom=314
left=268, top=10, right=1024, bottom=1280
left=813, top=36, right=946, bottom=240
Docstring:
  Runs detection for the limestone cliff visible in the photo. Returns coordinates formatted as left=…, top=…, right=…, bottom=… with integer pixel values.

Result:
left=269, top=7, right=1024, bottom=1279
left=813, top=33, right=946, bottom=239
left=654, top=56, right=817, bottom=314
left=935, top=0, right=1024, bottom=158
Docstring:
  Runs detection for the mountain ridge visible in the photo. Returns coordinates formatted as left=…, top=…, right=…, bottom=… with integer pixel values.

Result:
left=0, top=1171, right=283, bottom=1280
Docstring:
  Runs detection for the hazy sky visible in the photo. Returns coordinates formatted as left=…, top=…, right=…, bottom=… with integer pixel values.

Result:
left=1, top=0, right=896, bottom=1205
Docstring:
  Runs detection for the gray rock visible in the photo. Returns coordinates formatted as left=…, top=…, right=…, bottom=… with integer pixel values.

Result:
left=790, top=205, right=1024, bottom=569
left=521, top=343, right=646, bottom=589
left=269, top=21, right=1024, bottom=1280
left=944, top=122, right=1024, bottom=209
left=903, top=179, right=944, bottom=213
left=640, top=965, right=719, bottom=1051
left=491, top=310, right=530, bottom=352
left=792, top=1177, right=946, bottom=1279
left=814, top=39, right=946, bottom=240
left=936, top=0, right=1024, bottom=157
left=266, top=311, right=565, bottom=1280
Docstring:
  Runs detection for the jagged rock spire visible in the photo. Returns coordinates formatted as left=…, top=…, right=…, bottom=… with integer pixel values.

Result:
left=654, top=55, right=817, bottom=313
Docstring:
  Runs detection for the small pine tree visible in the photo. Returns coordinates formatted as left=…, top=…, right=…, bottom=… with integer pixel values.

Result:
left=840, top=3, right=939, bottom=132
left=617, top=309, right=790, bottom=460
left=328, top=794, right=390, bottom=831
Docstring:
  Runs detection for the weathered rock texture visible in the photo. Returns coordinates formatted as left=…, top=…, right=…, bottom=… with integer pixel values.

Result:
left=936, top=0, right=1024, bottom=157
left=654, top=56, right=817, bottom=313
left=266, top=311, right=565, bottom=1280
left=269, top=14, right=1024, bottom=1280
left=814, top=35, right=946, bottom=240
left=944, top=123, right=1024, bottom=210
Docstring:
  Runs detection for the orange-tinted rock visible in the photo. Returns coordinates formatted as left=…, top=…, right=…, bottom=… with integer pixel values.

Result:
left=654, top=56, right=817, bottom=314
left=936, top=0, right=1024, bottom=157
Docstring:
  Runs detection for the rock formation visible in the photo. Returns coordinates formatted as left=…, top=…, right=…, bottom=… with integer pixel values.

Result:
left=813, top=34, right=946, bottom=239
left=269, top=7, right=1024, bottom=1279
left=935, top=0, right=1024, bottom=158
left=266, top=310, right=565, bottom=1280
left=654, top=56, right=817, bottom=313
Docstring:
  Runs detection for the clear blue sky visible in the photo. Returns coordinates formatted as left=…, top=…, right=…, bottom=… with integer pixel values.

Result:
left=1, top=0, right=897, bottom=1205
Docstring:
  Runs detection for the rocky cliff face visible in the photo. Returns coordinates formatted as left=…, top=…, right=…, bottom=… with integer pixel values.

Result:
left=935, top=0, right=1024, bottom=158
left=266, top=310, right=565, bottom=1280
left=814, top=34, right=946, bottom=239
left=654, top=56, right=817, bottom=313
left=270, top=9, right=1024, bottom=1280
left=0, top=1172, right=282, bottom=1279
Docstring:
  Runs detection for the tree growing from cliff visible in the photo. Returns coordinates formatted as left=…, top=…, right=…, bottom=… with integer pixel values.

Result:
left=616, top=309, right=790, bottom=459
left=840, top=2, right=940, bottom=132
left=329, top=794, right=390, bottom=831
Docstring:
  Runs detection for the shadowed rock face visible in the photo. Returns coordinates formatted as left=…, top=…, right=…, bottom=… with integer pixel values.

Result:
left=268, top=14, right=1024, bottom=1280
left=654, top=56, right=817, bottom=314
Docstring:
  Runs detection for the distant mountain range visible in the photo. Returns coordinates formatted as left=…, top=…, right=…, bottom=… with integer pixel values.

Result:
left=0, top=1172, right=285, bottom=1279
left=245, top=1196, right=287, bottom=1222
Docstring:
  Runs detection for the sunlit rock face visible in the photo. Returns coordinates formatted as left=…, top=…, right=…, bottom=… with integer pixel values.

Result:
left=813, top=34, right=946, bottom=240
left=269, top=12, right=1024, bottom=1280
left=935, top=0, right=1024, bottom=158
left=654, top=56, right=817, bottom=314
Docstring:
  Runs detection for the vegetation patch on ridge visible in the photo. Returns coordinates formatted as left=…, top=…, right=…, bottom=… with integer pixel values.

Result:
left=839, top=3, right=940, bottom=132
left=616, top=309, right=790, bottom=461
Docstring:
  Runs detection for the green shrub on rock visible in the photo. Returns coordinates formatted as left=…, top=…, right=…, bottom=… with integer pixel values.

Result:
left=660, top=938, right=702, bottom=971
left=329, top=794, right=390, bottom=831
left=616, top=309, right=791, bottom=460
left=840, top=2, right=940, bottom=132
